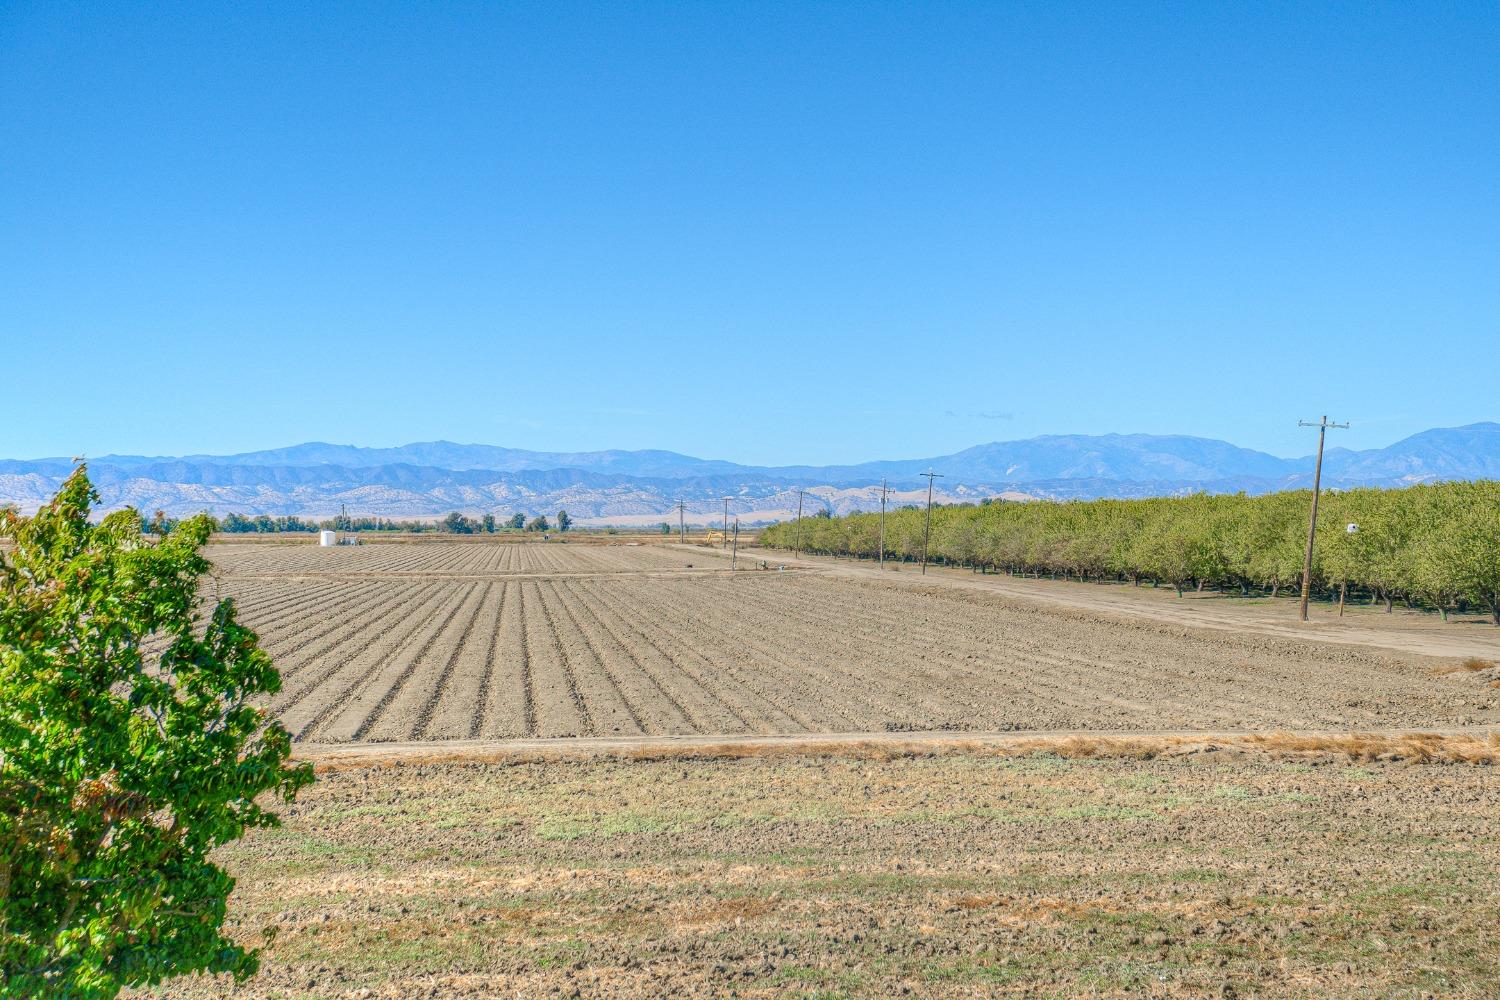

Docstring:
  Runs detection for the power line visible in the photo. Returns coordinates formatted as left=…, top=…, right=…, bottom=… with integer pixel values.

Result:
left=1297, top=416, right=1349, bottom=622
left=676, top=500, right=686, bottom=544
left=919, top=470, right=943, bottom=575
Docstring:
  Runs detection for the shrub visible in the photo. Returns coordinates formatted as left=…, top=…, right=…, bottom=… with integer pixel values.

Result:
left=0, top=467, right=312, bottom=998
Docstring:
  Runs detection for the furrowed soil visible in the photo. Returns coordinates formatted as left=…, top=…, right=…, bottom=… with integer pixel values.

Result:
left=207, top=540, right=1500, bottom=742
left=131, top=747, right=1500, bottom=999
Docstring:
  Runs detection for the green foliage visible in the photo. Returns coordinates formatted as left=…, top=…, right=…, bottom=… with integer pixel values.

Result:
left=509, top=513, right=526, bottom=531
left=761, top=481, right=1500, bottom=622
left=556, top=510, right=572, bottom=532
left=218, top=513, right=320, bottom=534
left=440, top=511, right=482, bottom=534
left=0, top=467, right=313, bottom=998
left=526, top=515, right=550, bottom=532
left=1428, top=482, right=1500, bottom=623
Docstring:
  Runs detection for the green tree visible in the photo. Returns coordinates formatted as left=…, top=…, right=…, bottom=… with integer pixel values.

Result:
left=755, top=480, right=1497, bottom=623
left=508, top=513, right=525, bottom=530
left=526, top=515, right=550, bottom=532
left=659, top=522, right=672, bottom=535
left=0, top=468, right=312, bottom=998
left=1408, top=484, right=1476, bottom=622
left=440, top=511, right=476, bottom=534
left=1437, top=481, right=1500, bottom=624
left=481, top=514, right=496, bottom=534
left=556, top=510, right=572, bottom=532
left=1128, top=508, right=1197, bottom=596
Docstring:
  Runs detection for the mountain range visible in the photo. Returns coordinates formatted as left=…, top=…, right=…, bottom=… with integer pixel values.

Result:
left=3, top=423, right=1496, bottom=524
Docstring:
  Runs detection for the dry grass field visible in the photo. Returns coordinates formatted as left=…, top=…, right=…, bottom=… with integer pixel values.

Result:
left=207, top=540, right=1500, bottom=744
left=135, top=743, right=1500, bottom=999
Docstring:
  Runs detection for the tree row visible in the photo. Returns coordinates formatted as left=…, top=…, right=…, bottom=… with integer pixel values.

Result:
left=761, top=482, right=1500, bottom=623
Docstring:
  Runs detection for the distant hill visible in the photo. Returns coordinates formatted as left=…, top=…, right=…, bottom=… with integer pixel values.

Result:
left=80, top=442, right=755, bottom=479
left=5, top=422, right=1496, bottom=521
left=1320, top=422, right=1500, bottom=484
left=767, top=433, right=1301, bottom=484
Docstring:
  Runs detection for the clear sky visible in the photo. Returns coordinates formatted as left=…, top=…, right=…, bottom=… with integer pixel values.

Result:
left=3, top=2, right=1496, bottom=464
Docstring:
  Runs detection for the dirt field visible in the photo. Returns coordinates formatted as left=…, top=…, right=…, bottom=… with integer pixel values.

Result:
left=207, top=540, right=1500, bottom=743
left=123, top=540, right=1500, bottom=999
left=132, top=743, right=1500, bottom=999
left=771, top=547, right=1500, bottom=662
left=214, top=538, right=714, bottom=577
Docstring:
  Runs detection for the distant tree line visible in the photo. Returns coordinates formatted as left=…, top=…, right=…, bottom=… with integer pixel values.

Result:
left=440, top=510, right=570, bottom=534
left=219, top=513, right=323, bottom=533
left=192, top=508, right=576, bottom=535
left=760, top=482, right=1500, bottom=624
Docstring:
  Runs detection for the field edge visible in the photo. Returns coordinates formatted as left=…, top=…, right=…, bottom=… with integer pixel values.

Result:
left=297, top=726, right=1500, bottom=770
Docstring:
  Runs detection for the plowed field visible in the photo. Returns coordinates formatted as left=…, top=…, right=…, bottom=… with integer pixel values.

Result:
left=207, top=541, right=1500, bottom=743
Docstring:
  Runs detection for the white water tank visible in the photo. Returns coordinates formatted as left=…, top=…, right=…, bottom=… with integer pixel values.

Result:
left=319, top=530, right=337, bottom=547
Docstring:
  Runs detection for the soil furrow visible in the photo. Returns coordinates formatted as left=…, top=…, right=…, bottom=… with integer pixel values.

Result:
left=757, top=577, right=1316, bottom=728
left=270, top=582, right=433, bottom=698
left=343, top=583, right=486, bottom=741
left=469, top=581, right=531, bottom=738
left=540, top=579, right=648, bottom=735
left=415, top=582, right=507, bottom=740
left=558, top=579, right=704, bottom=732
left=525, top=580, right=592, bottom=736
left=570, top=578, right=758, bottom=733
left=617, top=578, right=862, bottom=730
left=279, top=583, right=460, bottom=740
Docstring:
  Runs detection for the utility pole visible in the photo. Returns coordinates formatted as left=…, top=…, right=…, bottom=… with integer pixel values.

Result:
left=795, top=489, right=807, bottom=555
left=731, top=517, right=740, bottom=571
left=722, top=497, right=731, bottom=549
left=920, top=471, right=943, bottom=575
left=1297, top=416, right=1349, bottom=622
left=677, top=500, right=686, bottom=543
left=878, top=478, right=889, bottom=571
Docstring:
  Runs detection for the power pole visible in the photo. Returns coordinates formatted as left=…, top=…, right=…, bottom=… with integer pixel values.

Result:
left=1297, top=416, right=1349, bottom=622
left=731, top=517, right=740, bottom=571
left=878, top=478, right=889, bottom=570
left=795, top=489, right=807, bottom=555
left=920, top=471, right=943, bottom=575
left=677, top=500, right=686, bottom=543
left=722, top=497, right=731, bottom=549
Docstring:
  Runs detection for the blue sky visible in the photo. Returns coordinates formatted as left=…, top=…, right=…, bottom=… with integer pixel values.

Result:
left=2, top=2, right=1496, bottom=464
